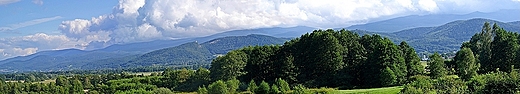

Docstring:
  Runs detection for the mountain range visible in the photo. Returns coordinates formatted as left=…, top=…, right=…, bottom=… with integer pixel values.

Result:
left=1, top=10, right=519, bottom=73
left=347, top=9, right=520, bottom=32
left=0, top=34, right=291, bottom=72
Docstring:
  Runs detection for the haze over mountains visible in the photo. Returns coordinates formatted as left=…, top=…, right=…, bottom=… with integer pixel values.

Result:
left=1, top=10, right=519, bottom=72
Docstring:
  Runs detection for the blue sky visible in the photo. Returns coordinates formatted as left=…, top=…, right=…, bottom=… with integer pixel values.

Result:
left=0, top=0, right=520, bottom=60
left=0, top=0, right=117, bottom=38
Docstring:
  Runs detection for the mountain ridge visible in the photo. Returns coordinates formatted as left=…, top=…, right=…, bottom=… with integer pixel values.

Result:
left=347, top=9, right=520, bottom=32
left=0, top=34, right=290, bottom=72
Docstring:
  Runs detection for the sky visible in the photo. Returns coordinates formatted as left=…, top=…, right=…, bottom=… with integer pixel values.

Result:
left=0, top=0, right=519, bottom=60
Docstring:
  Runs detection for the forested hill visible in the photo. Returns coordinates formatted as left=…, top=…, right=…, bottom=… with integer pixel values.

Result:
left=0, top=34, right=289, bottom=72
left=126, top=34, right=289, bottom=67
left=392, top=18, right=520, bottom=52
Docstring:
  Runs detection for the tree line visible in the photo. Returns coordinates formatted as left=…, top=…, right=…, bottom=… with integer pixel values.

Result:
left=209, top=29, right=425, bottom=88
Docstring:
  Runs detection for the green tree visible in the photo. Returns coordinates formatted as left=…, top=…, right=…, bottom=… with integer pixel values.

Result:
left=399, top=41, right=425, bottom=78
left=380, top=67, right=397, bottom=86
left=454, top=48, right=480, bottom=80
left=88, top=90, right=100, bottom=94
left=491, top=28, right=518, bottom=72
left=241, top=45, right=280, bottom=82
left=292, top=84, right=309, bottom=94
left=163, top=68, right=194, bottom=89
left=248, top=80, right=258, bottom=93
left=55, top=76, right=69, bottom=86
left=400, top=75, right=435, bottom=94
left=275, top=78, right=290, bottom=93
left=83, top=77, right=94, bottom=89
left=256, top=81, right=270, bottom=94
left=429, top=52, right=447, bottom=79
left=208, top=80, right=228, bottom=94
left=226, top=79, right=240, bottom=93
left=291, top=30, right=344, bottom=87
left=463, top=22, right=494, bottom=73
left=210, top=50, right=248, bottom=81
left=271, top=84, right=280, bottom=94
left=382, top=38, right=407, bottom=85
left=197, top=86, right=208, bottom=94
left=177, top=67, right=210, bottom=91
left=334, top=29, right=365, bottom=87
left=359, top=35, right=406, bottom=87
left=71, top=79, right=84, bottom=93
left=434, top=77, right=468, bottom=94
left=153, top=88, right=174, bottom=94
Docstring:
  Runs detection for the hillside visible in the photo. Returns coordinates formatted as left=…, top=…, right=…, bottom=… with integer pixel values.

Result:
left=126, top=42, right=213, bottom=67
left=126, top=34, right=289, bottom=67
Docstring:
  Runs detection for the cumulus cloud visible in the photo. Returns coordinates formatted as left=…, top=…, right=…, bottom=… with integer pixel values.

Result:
left=0, top=0, right=20, bottom=5
left=54, top=0, right=520, bottom=51
left=0, top=16, right=62, bottom=32
left=59, top=0, right=440, bottom=44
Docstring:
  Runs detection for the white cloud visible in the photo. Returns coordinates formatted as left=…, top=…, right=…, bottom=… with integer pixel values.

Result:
left=60, top=0, right=443, bottom=44
left=418, top=0, right=439, bottom=12
left=54, top=0, right=520, bottom=50
left=0, top=0, right=20, bottom=5
left=32, top=0, right=43, bottom=5
left=0, top=16, right=62, bottom=32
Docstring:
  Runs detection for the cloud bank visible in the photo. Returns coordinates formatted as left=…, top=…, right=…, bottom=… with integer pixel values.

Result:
left=1, top=0, right=519, bottom=60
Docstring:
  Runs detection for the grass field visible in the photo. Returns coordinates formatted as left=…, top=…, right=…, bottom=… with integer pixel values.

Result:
left=129, top=71, right=162, bottom=76
left=33, top=79, right=56, bottom=84
left=332, top=86, right=403, bottom=94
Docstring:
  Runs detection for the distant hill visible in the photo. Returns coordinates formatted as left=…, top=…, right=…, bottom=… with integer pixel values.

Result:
left=0, top=26, right=313, bottom=72
left=347, top=9, right=520, bottom=32
left=126, top=34, right=288, bottom=67
left=509, top=21, right=520, bottom=26
left=126, top=42, right=213, bottom=67
left=0, top=34, right=289, bottom=72
left=393, top=18, right=520, bottom=52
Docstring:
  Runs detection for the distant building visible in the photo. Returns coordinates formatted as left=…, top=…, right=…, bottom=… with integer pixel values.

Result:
left=421, top=55, right=429, bottom=61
